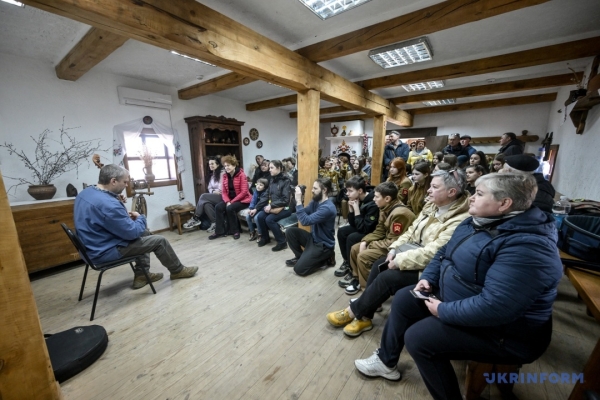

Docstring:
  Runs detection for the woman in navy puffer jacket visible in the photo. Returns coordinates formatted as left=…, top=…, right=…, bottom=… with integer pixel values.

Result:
left=354, top=173, right=563, bottom=400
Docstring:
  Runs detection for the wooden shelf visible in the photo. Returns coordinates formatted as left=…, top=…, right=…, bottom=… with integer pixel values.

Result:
left=205, top=143, right=240, bottom=146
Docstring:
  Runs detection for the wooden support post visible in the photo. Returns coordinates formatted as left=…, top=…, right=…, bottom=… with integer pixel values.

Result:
left=371, top=115, right=386, bottom=186
left=0, top=172, right=63, bottom=399
left=297, top=90, right=320, bottom=231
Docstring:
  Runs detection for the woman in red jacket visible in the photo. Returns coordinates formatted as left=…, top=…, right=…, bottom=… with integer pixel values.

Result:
left=209, top=155, right=252, bottom=240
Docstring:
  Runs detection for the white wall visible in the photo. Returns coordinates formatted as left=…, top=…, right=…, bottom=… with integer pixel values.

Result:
left=408, top=102, right=552, bottom=156
left=544, top=60, right=600, bottom=199
left=0, top=53, right=297, bottom=229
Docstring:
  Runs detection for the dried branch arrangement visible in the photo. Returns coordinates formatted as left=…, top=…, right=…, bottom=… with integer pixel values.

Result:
left=0, top=117, right=105, bottom=190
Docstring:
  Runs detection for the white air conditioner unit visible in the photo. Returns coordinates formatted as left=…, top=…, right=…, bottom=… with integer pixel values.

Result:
left=117, top=87, right=173, bottom=110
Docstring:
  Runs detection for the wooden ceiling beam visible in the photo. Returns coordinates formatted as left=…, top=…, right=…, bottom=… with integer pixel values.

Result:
left=390, top=73, right=582, bottom=104
left=22, top=0, right=411, bottom=125
left=179, top=0, right=549, bottom=99
left=408, top=93, right=557, bottom=115
left=179, top=73, right=257, bottom=100
left=320, top=114, right=376, bottom=124
left=254, top=37, right=598, bottom=111
left=289, top=106, right=350, bottom=118
left=246, top=95, right=298, bottom=112
left=358, top=37, right=600, bottom=90
left=55, top=27, right=128, bottom=81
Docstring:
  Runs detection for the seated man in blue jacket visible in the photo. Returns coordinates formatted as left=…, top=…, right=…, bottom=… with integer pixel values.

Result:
left=285, top=178, right=337, bottom=276
left=74, top=164, right=198, bottom=289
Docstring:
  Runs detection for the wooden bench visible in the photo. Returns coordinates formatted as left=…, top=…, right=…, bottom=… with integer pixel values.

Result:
left=566, top=268, right=600, bottom=399
left=165, top=205, right=196, bottom=235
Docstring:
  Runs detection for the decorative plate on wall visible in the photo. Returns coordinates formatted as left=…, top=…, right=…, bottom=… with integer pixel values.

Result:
left=256, top=140, right=263, bottom=149
left=249, top=128, right=259, bottom=141
left=243, top=137, right=250, bottom=146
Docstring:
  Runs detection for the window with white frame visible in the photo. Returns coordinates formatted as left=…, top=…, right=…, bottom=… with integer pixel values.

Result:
left=124, top=128, right=177, bottom=186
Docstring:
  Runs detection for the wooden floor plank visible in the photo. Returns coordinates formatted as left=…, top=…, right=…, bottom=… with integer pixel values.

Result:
left=28, top=229, right=600, bottom=400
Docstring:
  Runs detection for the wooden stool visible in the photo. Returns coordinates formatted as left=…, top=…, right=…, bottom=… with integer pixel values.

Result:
left=165, top=205, right=196, bottom=235
left=465, top=361, right=520, bottom=400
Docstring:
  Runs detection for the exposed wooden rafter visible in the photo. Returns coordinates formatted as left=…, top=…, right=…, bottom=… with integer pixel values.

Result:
left=248, top=37, right=599, bottom=111
left=179, top=0, right=550, bottom=99
left=358, top=37, right=600, bottom=90
left=21, top=0, right=411, bottom=125
left=55, top=27, right=128, bottom=81
left=390, top=73, right=581, bottom=104
left=289, top=106, right=349, bottom=118
left=246, top=95, right=297, bottom=112
left=408, top=93, right=558, bottom=115
left=319, top=114, right=376, bottom=123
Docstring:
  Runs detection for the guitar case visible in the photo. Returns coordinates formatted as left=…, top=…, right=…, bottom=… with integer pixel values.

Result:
left=45, top=325, right=108, bottom=382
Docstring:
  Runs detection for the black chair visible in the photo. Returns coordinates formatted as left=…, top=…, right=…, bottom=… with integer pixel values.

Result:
left=60, top=224, right=157, bottom=321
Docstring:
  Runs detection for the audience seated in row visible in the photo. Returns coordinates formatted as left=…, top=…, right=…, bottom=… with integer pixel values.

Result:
left=353, top=173, right=561, bottom=400
left=328, top=169, right=470, bottom=337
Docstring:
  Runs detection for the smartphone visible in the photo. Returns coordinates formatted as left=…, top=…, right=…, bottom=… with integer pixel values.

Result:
left=410, top=290, right=436, bottom=300
left=378, top=260, right=389, bottom=272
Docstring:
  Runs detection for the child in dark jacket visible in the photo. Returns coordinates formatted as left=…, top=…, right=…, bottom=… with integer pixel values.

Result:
left=247, top=178, right=269, bottom=241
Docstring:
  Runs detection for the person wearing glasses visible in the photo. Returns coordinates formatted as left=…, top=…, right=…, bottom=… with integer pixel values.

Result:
left=353, top=173, right=561, bottom=400
left=327, top=169, right=469, bottom=337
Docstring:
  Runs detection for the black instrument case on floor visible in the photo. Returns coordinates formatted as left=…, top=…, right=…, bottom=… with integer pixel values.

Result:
left=45, top=325, right=108, bottom=382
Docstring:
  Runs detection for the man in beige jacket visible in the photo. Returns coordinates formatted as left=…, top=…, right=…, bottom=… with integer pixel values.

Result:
left=327, top=170, right=470, bottom=337
left=339, top=181, right=415, bottom=295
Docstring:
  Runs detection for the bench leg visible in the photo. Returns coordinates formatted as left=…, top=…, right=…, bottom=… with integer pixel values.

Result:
left=175, top=213, right=183, bottom=235
left=167, top=211, right=174, bottom=231
left=465, top=362, right=494, bottom=400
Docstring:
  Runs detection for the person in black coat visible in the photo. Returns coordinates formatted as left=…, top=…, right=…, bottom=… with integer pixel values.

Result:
left=334, top=176, right=379, bottom=278
left=442, top=133, right=469, bottom=157
left=498, top=132, right=524, bottom=156
left=383, top=131, right=410, bottom=179
left=501, top=154, right=556, bottom=213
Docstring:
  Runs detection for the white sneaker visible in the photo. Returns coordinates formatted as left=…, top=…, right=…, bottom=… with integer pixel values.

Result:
left=206, top=223, right=216, bottom=233
left=354, top=351, right=401, bottom=381
left=183, top=217, right=201, bottom=229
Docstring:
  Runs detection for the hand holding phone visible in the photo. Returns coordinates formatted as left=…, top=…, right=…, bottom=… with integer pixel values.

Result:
left=410, top=290, right=437, bottom=300
left=378, top=260, right=389, bottom=272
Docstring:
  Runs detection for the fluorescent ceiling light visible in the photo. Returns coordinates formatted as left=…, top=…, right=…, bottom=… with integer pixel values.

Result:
left=297, top=0, right=372, bottom=20
left=369, top=37, right=433, bottom=69
left=1, top=0, right=24, bottom=6
left=422, top=99, right=456, bottom=106
left=402, top=81, right=445, bottom=92
left=170, top=51, right=216, bottom=67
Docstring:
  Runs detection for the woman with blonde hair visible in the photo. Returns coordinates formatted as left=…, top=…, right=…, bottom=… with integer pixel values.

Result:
left=387, top=157, right=412, bottom=204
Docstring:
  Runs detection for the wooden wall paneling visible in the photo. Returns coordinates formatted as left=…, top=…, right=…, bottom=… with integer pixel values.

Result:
left=297, top=90, right=320, bottom=231
left=0, top=172, right=63, bottom=399
left=371, top=116, right=387, bottom=186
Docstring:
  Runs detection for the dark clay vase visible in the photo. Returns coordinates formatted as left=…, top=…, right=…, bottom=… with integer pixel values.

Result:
left=28, top=184, right=57, bottom=200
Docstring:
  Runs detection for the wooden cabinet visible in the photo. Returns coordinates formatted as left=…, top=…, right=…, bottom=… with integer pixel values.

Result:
left=184, top=115, right=245, bottom=203
left=11, top=199, right=80, bottom=273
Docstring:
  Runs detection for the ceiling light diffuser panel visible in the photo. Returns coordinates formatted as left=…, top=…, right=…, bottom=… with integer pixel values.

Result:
left=1, top=0, right=24, bottom=6
left=402, top=81, right=445, bottom=92
left=369, top=37, right=433, bottom=69
left=422, top=99, right=456, bottom=106
left=170, top=51, right=216, bottom=67
left=298, top=0, right=373, bottom=20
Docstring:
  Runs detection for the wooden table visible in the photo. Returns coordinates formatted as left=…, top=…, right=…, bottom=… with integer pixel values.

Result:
left=566, top=268, right=600, bottom=399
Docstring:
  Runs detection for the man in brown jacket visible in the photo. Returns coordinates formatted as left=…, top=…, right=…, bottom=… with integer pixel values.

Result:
left=339, top=181, right=415, bottom=295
